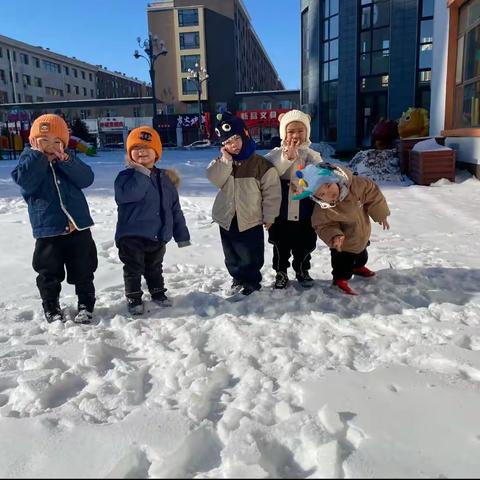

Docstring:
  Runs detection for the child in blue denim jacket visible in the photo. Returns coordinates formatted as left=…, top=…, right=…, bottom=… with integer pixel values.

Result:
left=115, top=126, right=190, bottom=315
left=11, top=114, right=97, bottom=324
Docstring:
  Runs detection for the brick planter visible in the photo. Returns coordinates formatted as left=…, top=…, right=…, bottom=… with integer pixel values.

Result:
left=395, top=137, right=446, bottom=174
left=409, top=149, right=456, bottom=185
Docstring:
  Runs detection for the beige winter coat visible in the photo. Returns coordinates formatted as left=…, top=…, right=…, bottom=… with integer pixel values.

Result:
left=207, top=152, right=281, bottom=232
left=311, top=168, right=390, bottom=254
left=265, top=146, right=322, bottom=221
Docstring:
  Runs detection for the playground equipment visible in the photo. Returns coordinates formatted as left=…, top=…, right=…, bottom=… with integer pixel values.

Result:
left=68, top=136, right=96, bottom=156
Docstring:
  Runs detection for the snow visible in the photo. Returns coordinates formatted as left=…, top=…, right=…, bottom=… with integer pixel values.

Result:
left=1, top=148, right=480, bottom=478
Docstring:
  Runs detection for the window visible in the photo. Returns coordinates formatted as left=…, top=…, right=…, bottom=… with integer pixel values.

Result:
left=181, top=55, right=200, bottom=72
left=81, top=71, right=85, bottom=80
left=0, top=47, right=2, bottom=58
left=454, top=0, right=480, bottom=127
left=83, top=87, right=87, bottom=96
left=182, top=78, right=198, bottom=94
left=0, top=70, right=5, bottom=83
left=45, top=86, right=64, bottom=97
left=75, top=85, right=79, bottom=94
left=33, top=57, right=40, bottom=68
left=89, top=73, right=93, bottom=82
left=43, top=60, right=61, bottom=73
left=15, top=73, right=19, bottom=83
left=90, top=89, right=94, bottom=97
left=17, top=93, right=21, bottom=102
left=178, top=8, right=199, bottom=27
left=37, top=96, right=44, bottom=102
left=64, top=66, right=70, bottom=75
left=416, top=0, right=434, bottom=111
left=179, top=32, right=200, bottom=49
left=66, top=83, right=71, bottom=93
left=302, top=8, right=309, bottom=104
left=34, top=77, right=42, bottom=87
left=12, top=51, right=16, bottom=62
left=22, top=74, right=31, bottom=86
left=20, top=53, right=29, bottom=65
left=25, top=94, right=33, bottom=102
left=73, top=68, right=78, bottom=78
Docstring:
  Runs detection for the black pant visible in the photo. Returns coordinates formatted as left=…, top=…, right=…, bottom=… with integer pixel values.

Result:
left=268, top=219, right=317, bottom=275
left=220, top=217, right=264, bottom=290
left=117, top=236, right=166, bottom=300
left=32, top=229, right=97, bottom=309
left=330, top=248, right=368, bottom=281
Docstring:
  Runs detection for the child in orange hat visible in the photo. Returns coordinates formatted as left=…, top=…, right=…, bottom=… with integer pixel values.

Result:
left=115, top=126, right=190, bottom=315
left=11, top=114, right=98, bottom=323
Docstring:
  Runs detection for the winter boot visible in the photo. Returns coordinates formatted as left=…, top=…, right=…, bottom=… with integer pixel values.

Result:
left=228, top=279, right=243, bottom=295
left=274, top=272, right=289, bottom=289
left=74, top=304, right=94, bottom=324
left=151, top=291, right=172, bottom=307
left=127, top=297, right=144, bottom=315
left=241, top=284, right=261, bottom=296
left=353, top=266, right=376, bottom=277
left=333, top=279, right=358, bottom=296
left=42, top=298, right=64, bottom=323
left=296, top=271, right=314, bottom=289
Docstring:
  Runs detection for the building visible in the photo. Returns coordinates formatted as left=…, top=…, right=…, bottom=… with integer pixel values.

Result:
left=147, top=0, right=284, bottom=116
left=301, top=0, right=434, bottom=151
left=235, top=89, right=300, bottom=146
left=0, top=34, right=151, bottom=122
left=430, top=0, right=480, bottom=177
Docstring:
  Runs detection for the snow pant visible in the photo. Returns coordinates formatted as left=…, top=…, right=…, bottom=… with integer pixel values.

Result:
left=117, top=236, right=166, bottom=301
left=330, top=247, right=368, bottom=281
left=32, top=228, right=97, bottom=310
left=219, top=216, right=264, bottom=290
left=268, top=219, right=317, bottom=275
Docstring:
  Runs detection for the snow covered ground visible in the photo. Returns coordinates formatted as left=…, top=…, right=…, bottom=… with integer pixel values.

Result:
left=0, top=148, right=480, bottom=478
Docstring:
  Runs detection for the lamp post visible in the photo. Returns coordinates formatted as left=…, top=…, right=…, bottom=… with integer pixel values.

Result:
left=134, top=34, right=167, bottom=127
left=186, top=63, right=209, bottom=140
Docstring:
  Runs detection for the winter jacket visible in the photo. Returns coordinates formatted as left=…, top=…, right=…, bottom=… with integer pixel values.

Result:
left=311, top=167, right=390, bottom=254
left=207, top=152, right=281, bottom=232
left=114, top=165, right=190, bottom=245
left=266, top=146, right=322, bottom=222
left=11, top=148, right=94, bottom=239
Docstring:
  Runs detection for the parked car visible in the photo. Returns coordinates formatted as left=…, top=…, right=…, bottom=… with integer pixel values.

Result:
left=184, top=139, right=212, bottom=149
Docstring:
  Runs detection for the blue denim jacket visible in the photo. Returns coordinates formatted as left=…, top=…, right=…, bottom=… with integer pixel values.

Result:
left=11, top=148, right=94, bottom=238
left=114, top=166, right=190, bottom=245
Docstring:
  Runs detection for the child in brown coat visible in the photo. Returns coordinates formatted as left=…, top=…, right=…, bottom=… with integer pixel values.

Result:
left=293, top=163, right=390, bottom=295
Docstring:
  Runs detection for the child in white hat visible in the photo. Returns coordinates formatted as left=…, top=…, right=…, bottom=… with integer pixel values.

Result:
left=265, top=110, right=323, bottom=289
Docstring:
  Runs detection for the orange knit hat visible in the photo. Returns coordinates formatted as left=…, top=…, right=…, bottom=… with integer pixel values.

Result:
left=127, top=126, right=162, bottom=160
left=29, top=114, right=70, bottom=147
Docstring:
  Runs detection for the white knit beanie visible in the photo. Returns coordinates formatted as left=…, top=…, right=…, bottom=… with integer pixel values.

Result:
left=279, top=109, right=311, bottom=142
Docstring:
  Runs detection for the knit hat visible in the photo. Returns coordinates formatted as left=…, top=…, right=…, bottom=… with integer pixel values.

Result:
left=278, top=109, right=311, bottom=143
left=292, top=163, right=344, bottom=200
left=127, top=126, right=162, bottom=160
left=215, top=112, right=250, bottom=143
left=29, top=114, right=70, bottom=147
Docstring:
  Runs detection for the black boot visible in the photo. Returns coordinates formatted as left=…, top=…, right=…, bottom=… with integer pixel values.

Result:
left=42, top=299, right=64, bottom=323
left=274, top=272, right=289, bottom=289
left=296, top=271, right=314, bottom=288
left=127, top=297, right=144, bottom=315
left=151, top=291, right=172, bottom=307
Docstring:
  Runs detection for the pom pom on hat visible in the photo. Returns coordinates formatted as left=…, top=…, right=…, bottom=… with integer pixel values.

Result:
left=127, top=126, right=162, bottom=160
left=29, top=114, right=70, bottom=147
left=292, top=164, right=342, bottom=200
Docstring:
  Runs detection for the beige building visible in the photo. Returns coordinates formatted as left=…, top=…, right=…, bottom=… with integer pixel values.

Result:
left=147, top=0, right=284, bottom=115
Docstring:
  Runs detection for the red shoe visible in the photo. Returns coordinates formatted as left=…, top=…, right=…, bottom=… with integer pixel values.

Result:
left=353, top=266, right=376, bottom=277
left=333, top=279, right=358, bottom=295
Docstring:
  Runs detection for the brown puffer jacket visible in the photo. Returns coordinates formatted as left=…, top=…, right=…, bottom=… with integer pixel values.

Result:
left=311, top=167, right=390, bottom=253
left=207, top=152, right=281, bottom=232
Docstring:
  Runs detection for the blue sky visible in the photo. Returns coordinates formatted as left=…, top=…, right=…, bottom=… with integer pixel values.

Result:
left=1, top=0, right=300, bottom=89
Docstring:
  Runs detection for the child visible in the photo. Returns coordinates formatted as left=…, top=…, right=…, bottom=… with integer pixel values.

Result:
left=294, top=163, right=390, bottom=295
left=115, top=126, right=190, bottom=315
left=207, top=112, right=281, bottom=296
left=265, top=110, right=323, bottom=289
left=11, top=114, right=97, bottom=323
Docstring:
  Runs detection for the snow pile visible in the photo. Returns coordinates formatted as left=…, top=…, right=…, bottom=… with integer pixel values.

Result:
left=349, top=149, right=409, bottom=183
left=310, top=142, right=336, bottom=160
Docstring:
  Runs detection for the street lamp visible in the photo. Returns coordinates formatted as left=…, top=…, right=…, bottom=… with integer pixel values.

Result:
left=186, top=63, right=209, bottom=140
left=134, top=34, right=167, bottom=127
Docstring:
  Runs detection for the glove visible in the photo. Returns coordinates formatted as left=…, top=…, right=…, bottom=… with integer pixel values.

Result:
left=177, top=240, right=191, bottom=248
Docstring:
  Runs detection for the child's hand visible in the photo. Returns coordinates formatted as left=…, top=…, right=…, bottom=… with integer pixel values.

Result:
left=283, top=138, right=299, bottom=161
left=380, top=218, right=390, bottom=230
left=220, top=147, right=232, bottom=163
left=332, top=235, right=345, bottom=252
left=52, top=143, right=69, bottom=161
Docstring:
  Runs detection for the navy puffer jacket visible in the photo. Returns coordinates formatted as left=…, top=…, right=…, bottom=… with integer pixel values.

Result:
left=114, top=166, right=190, bottom=245
left=11, top=148, right=94, bottom=238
